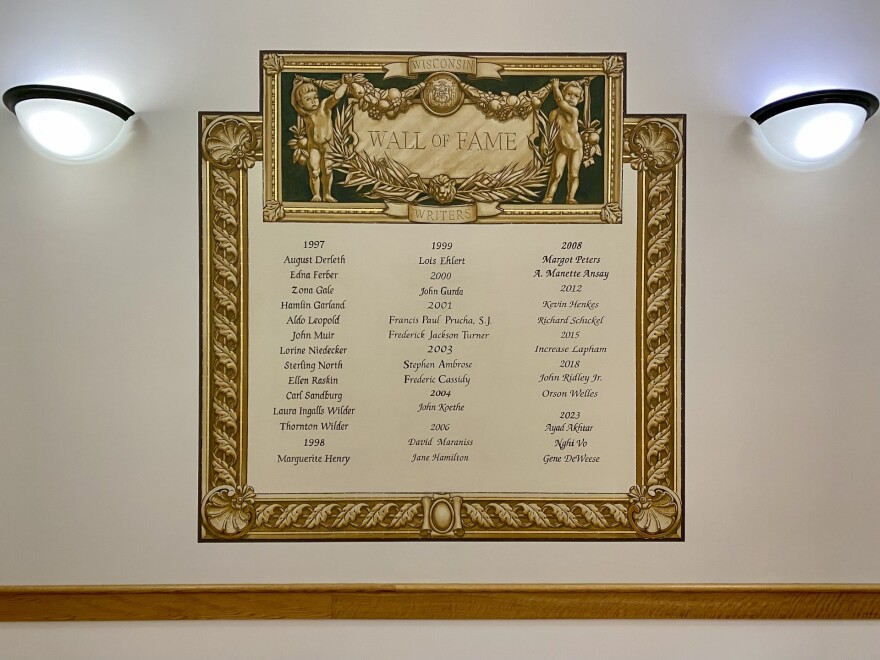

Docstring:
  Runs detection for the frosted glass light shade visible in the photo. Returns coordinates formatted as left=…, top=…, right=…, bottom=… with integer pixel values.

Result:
left=751, top=89, right=878, bottom=163
left=3, top=85, right=134, bottom=161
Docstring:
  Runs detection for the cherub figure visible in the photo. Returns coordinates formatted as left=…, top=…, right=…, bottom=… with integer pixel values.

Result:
left=292, top=74, right=353, bottom=202
left=542, top=78, right=584, bottom=204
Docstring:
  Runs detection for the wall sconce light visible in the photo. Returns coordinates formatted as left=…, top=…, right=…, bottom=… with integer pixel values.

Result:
left=3, top=84, right=134, bottom=162
left=751, top=89, right=878, bottom=164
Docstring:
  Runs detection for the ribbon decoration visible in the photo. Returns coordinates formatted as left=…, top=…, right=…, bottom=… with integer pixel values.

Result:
left=384, top=202, right=502, bottom=223
left=384, top=56, right=503, bottom=81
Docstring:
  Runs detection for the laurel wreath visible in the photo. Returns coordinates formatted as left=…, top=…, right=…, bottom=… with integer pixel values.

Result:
left=325, top=102, right=559, bottom=205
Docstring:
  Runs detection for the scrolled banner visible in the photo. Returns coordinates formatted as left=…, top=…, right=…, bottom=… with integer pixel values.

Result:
left=384, top=202, right=502, bottom=223
left=383, top=56, right=503, bottom=80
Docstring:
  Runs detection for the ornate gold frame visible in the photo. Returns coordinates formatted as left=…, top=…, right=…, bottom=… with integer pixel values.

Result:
left=261, top=53, right=625, bottom=223
left=199, top=53, right=684, bottom=541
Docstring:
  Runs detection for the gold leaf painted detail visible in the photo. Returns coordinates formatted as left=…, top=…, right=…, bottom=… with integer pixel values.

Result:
left=201, top=485, right=256, bottom=539
left=202, top=116, right=262, bottom=170
left=461, top=501, right=630, bottom=530
left=627, top=119, right=682, bottom=173
left=603, top=55, right=625, bottom=77
left=461, top=80, right=550, bottom=121
left=627, top=485, right=681, bottom=539
left=262, top=53, right=284, bottom=75
left=644, top=167, right=676, bottom=489
left=252, top=501, right=424, bottom=531
left=601, top=202, right=622, bottom=224
left=263, top=199, right=284, bottom=222
left=208, top=166, right=241, bottom=491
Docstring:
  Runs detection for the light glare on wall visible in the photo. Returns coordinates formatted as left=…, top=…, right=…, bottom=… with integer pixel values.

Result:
left=3, top=84, right=134, bottom=162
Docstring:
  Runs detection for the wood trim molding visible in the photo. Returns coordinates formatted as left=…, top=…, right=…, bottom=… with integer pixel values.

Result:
left=1, top=585, right=879, bottom=621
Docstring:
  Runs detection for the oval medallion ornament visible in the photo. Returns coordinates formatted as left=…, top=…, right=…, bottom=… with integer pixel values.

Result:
left=421, top=73, right=464, bottom=117
left=429, top=498, right=455, bottom=533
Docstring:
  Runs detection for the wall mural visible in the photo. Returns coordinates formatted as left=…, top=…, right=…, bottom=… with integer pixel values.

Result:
left=199, top=52, right=684, bottom=541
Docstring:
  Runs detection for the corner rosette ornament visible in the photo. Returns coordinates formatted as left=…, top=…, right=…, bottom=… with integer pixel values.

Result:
left=427, top=175, right=457, bottom=204
left=626, top=118, right=683, bottom=173
left=627, top=485, right=681, bottom=539
left=201, top=484, right=256, bottom=539
left=202, top=116, right=261, bottom=170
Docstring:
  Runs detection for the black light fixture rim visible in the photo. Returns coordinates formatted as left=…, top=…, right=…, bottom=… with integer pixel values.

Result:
left=751, top=89, right=878, bottom=124
left=2, top=84, right=134, bottom=120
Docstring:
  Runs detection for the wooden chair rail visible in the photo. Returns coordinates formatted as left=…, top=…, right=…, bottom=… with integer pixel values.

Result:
left=1, top=584, right=879, bottom=621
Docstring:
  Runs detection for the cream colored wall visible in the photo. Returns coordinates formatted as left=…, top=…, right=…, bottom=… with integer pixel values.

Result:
left=1, top=620, right=879, bottom=660
left=1, top=0, right=879, bottom=654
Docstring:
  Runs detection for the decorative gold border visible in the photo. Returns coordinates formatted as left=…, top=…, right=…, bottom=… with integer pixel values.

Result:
left=199, top=53, right=684, bottom=541
left=261, top=52, right=624, bottom=224
left=3, top=585, right=880, bottom=621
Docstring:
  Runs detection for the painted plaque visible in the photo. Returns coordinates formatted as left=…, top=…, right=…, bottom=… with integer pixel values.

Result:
left=199, top=52, right=684, bottom=540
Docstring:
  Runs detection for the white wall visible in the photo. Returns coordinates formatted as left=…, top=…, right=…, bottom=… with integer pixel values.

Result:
left=1, top=0, right=879, bottom=655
